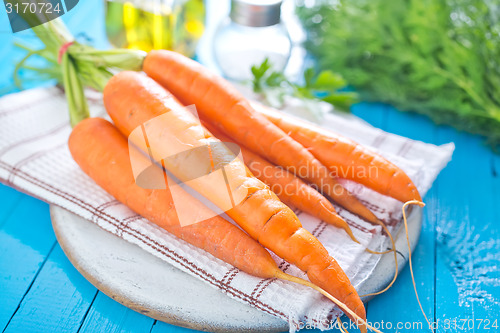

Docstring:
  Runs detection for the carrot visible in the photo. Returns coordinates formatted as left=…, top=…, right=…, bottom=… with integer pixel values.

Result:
left=103, top=71, right=368, bottom=331
left=142, top=50, right=378, bottom=224
left=68, top=117, right=278, bottom=277
left=252, top=104, right=422, bottom=203
left=70, top=116, right=381, bottom=333
left=203, top=120, right=358, bottom=243
left=206, top=121, right=400, bottom=259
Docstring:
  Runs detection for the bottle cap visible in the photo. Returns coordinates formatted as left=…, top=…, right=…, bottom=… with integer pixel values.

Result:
left=230, top=0, right=282, bottom=27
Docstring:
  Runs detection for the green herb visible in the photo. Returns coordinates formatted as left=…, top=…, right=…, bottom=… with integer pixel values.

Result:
left=297, top=0, right=500, bottom=149
left=251, top=58, right=357, bottom=120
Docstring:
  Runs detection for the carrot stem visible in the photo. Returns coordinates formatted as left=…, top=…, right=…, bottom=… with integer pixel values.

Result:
left=15, top=18, right=147, bottom=126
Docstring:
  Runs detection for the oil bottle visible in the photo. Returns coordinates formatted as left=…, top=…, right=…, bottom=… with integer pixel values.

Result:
left=105, top=0, right=205, bottom=57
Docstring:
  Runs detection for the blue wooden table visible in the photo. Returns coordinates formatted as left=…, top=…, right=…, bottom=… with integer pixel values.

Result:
left=1, top=1, right=499, bottom=332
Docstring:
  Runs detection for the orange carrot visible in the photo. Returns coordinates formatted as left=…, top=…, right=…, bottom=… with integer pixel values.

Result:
left=203, top=120, right=358, bottom=243
left=142, top=50, right=378, bottom=224
left=103, top=72, right=368, bottom=331
left=69, top=117, right=383, bottom=333
left=253, top=104, right=422, bottom=203
left=68, top=117, right=278, bottom=277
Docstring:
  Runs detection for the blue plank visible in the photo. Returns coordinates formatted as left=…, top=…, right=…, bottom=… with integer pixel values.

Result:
left=365, top=106, right=438, bottom=332
left=4, top=244, right=98, bottom=333
left=458, top=144, right=500, bottom=328
left=351, top=102, right=388, bottom=129
left=434, top=126, right=500, bottom=332
left=380, top=105, right=439, bottom=143
left=492, top=153, right=500, bottom=235
left=79, top=292, right=155, bottom=333
left=487, top=153, right=500, bottom=325
left=0, top=195, right=56, bottom=331
left=0, top=184, right=23, bottom=226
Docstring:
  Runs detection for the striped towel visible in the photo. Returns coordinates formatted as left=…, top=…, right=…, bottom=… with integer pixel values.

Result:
left=0, top=87, right=454, bottom=331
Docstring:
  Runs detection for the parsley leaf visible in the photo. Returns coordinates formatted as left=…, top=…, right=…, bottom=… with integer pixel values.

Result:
left=251, top=58, right=357, bottom=118
left=297, top=0, right=500, bottom=150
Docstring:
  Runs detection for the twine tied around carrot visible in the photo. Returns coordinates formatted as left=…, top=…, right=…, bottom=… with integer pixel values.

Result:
left=57, top=41, right=74, bottom=64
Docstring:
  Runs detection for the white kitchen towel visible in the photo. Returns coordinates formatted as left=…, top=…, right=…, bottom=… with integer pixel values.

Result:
left=0, top=87, right=454, bottom=331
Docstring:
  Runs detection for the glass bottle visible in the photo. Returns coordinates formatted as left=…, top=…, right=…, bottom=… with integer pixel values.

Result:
left=213, top=0, right=291, bottom=81
left=105, top=0, right=205, bottom=57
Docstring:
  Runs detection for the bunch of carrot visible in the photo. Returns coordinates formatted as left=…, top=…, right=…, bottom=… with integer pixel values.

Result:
left=6, top=9, right=431, bottom=330
left=63, top=50, right=424, bottom=333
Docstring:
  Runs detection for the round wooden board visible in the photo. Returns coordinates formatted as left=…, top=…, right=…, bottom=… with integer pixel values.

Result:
left=51, top=205, right=422, bottom=332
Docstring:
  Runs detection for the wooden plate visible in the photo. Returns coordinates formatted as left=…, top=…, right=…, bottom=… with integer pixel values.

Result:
left=51, top=205, right=422, bottom=332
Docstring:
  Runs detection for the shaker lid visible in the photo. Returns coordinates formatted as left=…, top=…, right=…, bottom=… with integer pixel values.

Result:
left=230, top=0, right=283, bottom=27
